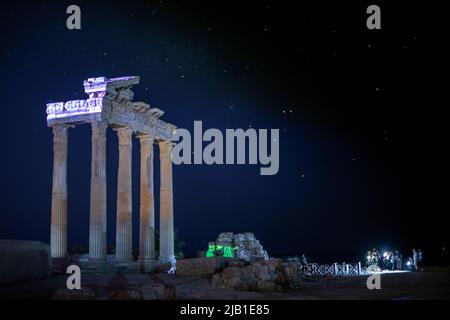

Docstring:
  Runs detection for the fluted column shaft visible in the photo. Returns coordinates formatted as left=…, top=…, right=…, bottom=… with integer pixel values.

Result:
left=138, top=135, right=155, bottom=262
left=116, top=127, right=133, bottom=261
left=159, top=141, right=175, bottom=264
left=50, top=125, right=69, bottom=258
left=89, top=122, right=108, bottom=260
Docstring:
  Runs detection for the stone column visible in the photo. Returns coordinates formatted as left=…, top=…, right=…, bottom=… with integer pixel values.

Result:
left=115, top=127, right=133, bottom=261
left=159, top=140, right=175, bottom=265
left=89, top=122, right=108, bottom=261
left=50, top=125, right=69, bottom=258
left=138, top=135, right=155, bottom=264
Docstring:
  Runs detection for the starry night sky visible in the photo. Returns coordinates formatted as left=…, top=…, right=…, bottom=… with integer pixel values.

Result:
left=0, top=1, right=445, bottom=262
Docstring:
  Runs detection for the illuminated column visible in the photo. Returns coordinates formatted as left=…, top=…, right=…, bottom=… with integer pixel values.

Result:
left=115, top=127, right=133, bottom=261
left=89, top=122, right=108, bottom=260
left=50, top=125, right=69, bottom=258
left=138, top=135, right=155, bottom=264
left=159, top=140, right=175, bottom=265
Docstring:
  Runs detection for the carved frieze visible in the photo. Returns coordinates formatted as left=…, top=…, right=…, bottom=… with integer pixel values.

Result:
left=46, top=76, right=176, bottom=141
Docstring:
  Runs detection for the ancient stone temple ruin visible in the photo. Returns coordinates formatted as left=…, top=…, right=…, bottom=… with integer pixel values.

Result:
left=46, top=76, right=177, bottom=270
left=208, top=232, right=269, bottom=261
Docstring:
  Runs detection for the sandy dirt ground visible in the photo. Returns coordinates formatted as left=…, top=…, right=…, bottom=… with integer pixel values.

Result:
left=1, top=268, right=449, bottom=300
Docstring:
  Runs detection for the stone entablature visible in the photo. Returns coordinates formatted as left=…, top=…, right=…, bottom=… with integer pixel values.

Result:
left=46, top=76, right=176, bottom=141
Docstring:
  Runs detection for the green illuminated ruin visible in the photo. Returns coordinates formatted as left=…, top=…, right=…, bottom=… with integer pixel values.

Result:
left=223, top=246, right=234, bottom=258
left=206, top=243, right=236, bottom=258
left=206, top=244, right=215, bottom=257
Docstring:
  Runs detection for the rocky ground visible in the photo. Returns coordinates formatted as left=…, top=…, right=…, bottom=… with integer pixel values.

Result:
left=1, top=268, right=449, bottom=300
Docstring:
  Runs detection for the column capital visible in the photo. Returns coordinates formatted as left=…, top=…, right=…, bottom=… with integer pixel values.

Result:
left=137, top=134, right=154, bottom=145
left=116, top=127, right=133, bottom=146
left=52, top=125, right=69, bottom=142
left=91, top=121, right=108, bottom=137
left=158, top=140, right=173, bottom=158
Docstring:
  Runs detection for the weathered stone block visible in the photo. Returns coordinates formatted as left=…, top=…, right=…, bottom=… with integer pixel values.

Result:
left=274, top=262, right=302, bottom=288
left=256, top=280, right=280, bottom=292
left=212, top=258, right=302, bottom=292
left=251, top=263, right=271, bottom=281
left=0, top=240, right=51, bottom=285
left=176, top=257, right=221, bottom=277
left=153, top=261, right=172, bottom=273
left=261, top=258, right=282, bottom=272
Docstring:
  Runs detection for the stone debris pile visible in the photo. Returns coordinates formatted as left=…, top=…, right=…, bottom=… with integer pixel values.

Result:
left=212, top=259, right=302, bottom=291
left=213, top=232, right=269, bottom=261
